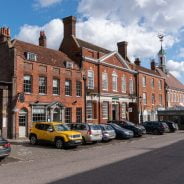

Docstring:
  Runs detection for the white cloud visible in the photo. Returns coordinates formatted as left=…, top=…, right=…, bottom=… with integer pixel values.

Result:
left=167, top=60, right=184, bottom=79
left=34, top=0, right=63, bottom=8
left=178, top=48, right=184, bottom=58
left=15, top=19, right=63, bottom=49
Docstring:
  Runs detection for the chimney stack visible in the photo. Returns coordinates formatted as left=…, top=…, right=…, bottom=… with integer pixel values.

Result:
left=134, top=58, right=141, bottom=66
left=117, top=41, right=128, bottom=60
left=0, top=27, right=10, bottom=43
left=39, top=31, right=47, bottom=47
left=62, top=16, right=76, bottom=38
left=151, top=59, right=156, bottom=70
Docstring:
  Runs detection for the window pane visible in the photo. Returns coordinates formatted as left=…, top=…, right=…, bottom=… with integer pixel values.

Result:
left=102, top=102, right=108, bottom=119
left=87, top=101, right=93, bottom=119
left=88, top=71, right=94, bottom=89
left=65, top=80, right=71, bottom=96
left=24, top=75, right=32, bottom=93
left=39, top=77, right=47, bottom=94
left=76, top=108, right=82, bottom=123
left=53, top=79, right=60, bottom=95
left=76, top=81, right=82, bottom=96
left=65, top=108, right=72, bottom=123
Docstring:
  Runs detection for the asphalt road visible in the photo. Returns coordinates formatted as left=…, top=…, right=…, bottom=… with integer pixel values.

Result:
left=1, top=132, right=184, bottom=184
left=50, top=139, right=184, bottom=184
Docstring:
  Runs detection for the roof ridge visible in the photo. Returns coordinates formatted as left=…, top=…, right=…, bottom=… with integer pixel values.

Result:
left=76, top=37, right=111, bottom=53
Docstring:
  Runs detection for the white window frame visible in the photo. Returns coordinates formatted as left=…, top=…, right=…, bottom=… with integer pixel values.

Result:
left=102, top=72, right=108, bottom=91
left=87, top=70, right=94, bottom=89
left=142, top=76, right=146, bottom=87
left=102, top=102, right=108, bottom=119
left=151, top=78, right=154, bottom=88
left=121, top=75, right=126, bottom=93
left=27, top=52, right=37, bottom=61
left=143, top=93, right=147, bottom=105
left=86, top=101, right=93, bottom=119
left=129, top=78, right=134, bottom=94
left=112, top=72, right=118, bottom=92
left=159, top=80, right=162, bottom=90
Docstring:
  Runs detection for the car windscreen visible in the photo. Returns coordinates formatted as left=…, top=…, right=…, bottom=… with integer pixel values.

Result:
left=105, top=125, right=114, bottom=130
left=90, top=125, right=101, bottom=130
left=54, top=124, right=70, bottom=131
left=126, top=121, right=135, bottom=126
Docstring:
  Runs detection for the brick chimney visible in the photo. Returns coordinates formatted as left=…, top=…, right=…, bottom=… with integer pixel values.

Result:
left=39, top=31, right=47, bottom=47
left=62, top=16, right=76, bottom=38
left=117, top=41, right=128, bottom=60
left=151, top=59, right=156, bottom=70
left=0, top=27, right=10, bottom=43
left=134, top=58, right=141, bottom=66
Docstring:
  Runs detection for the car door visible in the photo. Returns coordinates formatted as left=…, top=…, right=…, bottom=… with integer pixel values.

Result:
left=42, top=124, right=55, bottom=142
left=35, top=123, right=45, bottom=140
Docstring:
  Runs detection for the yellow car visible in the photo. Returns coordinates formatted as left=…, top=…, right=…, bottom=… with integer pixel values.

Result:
left=29, top=122, right=82, bottom=149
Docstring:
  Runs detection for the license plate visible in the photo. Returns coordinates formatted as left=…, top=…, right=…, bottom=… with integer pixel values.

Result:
left=75, top=140, right=81, bottom=143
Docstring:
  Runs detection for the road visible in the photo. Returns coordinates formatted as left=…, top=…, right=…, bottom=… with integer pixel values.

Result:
left=1, top=132, right=184, bottom=184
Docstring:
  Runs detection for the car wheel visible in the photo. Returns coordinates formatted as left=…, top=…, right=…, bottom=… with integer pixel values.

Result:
left=55, top=139, right=64, bottom=149
left=153, top=129, right=159, bottom=135
left=30, top=135, right=38, bottom=145
left=82, top=137, right=86, bottom=145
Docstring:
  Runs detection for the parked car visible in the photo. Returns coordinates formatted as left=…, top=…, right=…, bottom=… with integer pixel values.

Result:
left=143, top=121, right=165, bottom=135
left=99, top=124, right=116, bottom=141
left=108, top=120, right=145, bottom=137
left=160, top=121, right=178, bottom=133
left=29, top=122, right=82, bottom=149
left=0, top=137, right=11, bottom=160
left=69, top=123, right=103, bottom=144
left=108, top=123, right=134, bottom=139
left=161, top=122, right=170, bottom=133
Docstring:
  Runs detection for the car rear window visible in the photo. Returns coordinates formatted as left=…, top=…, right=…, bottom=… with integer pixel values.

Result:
left=90, top=125, right=101, bottom=130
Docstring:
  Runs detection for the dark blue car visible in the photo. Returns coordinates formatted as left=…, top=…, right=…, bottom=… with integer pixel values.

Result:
left=108, top=123, right=134, bottom=139
left=0, top=137, right=11, bottom=160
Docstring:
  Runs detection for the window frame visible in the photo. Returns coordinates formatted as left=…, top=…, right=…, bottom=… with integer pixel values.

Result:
left=112, top=72, right=118, bottom=92
left=39, top=76, right=47, bottom=95
left=102, top=72, right=108, bottom=91
left=87, top=70, right=94, bottom=89
left=53, top=78, right=60, bottom=95
left=121, top=75, right=126, bottom=93
left=65, top=79, right=72, bottom=96
left=23, top=75, right=32, bottom=93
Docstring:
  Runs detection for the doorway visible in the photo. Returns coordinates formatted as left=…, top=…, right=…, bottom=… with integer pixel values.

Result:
left=112, top=104, right=119, bottom=120
left=53, top=108, right=61, bottom=122
left=19, top=108, right=28, bottom=137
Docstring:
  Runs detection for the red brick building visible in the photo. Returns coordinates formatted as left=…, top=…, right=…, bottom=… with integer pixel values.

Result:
left=131, top=59, right=166, bottom=123
left=0, top=28, right=84, bottom=138
left=60, top=16, right=137, bottom=124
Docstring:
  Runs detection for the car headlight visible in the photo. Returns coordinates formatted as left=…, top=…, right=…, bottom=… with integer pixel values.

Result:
left=68, top=135, right=73, bottom=139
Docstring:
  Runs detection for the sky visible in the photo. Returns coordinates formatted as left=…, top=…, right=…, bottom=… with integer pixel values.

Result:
left=1, top=0, right=184, bottom=83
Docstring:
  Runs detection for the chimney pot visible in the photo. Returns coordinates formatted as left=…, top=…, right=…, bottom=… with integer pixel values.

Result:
left=0, top=27, right=11, bottom=43
left=151, top=59, right=156, bottom=70
left=39, top=31, right=47, bottom=47
left=134, top=58, right=141, bottom=66
left=117, top=41, right=128, bottom=61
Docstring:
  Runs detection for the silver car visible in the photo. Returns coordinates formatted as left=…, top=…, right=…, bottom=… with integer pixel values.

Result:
left=69, top=123, right=103, bottom=144
left=99, top=124, right=116, bottom=141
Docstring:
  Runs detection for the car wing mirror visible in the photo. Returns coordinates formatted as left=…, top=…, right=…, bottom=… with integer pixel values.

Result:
left=48, top=128, right=54, bottom=132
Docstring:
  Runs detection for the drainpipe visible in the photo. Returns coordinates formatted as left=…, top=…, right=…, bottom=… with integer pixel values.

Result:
left=98, top=61, right=101, bottom=124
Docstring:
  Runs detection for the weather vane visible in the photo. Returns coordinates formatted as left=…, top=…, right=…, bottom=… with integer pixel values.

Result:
left=158, top=34, right=164, bottom=48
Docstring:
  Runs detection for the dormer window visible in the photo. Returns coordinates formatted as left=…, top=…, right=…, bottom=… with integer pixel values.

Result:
left=26, top=52, right=37, bottom=61
left=66, top=61, right=73, bottom=69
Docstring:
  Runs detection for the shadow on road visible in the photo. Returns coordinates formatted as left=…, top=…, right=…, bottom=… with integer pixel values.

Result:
left=48, top=140, right=184, bottom=184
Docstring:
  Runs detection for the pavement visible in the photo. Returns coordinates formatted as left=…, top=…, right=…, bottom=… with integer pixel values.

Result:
left=1, top=131, right=184, bottom=184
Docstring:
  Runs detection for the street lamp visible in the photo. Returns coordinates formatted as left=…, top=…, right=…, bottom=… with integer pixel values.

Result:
left=139, top=96, right=143, bottom=124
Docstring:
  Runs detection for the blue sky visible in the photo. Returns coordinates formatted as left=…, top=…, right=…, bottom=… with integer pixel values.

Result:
left=1, top=0, right=184, bottom=83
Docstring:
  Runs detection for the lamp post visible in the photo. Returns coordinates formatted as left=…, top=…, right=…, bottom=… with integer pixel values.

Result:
left=139, top=96, right=143, bottom=124
left=83, top=74, right=87, bottom=122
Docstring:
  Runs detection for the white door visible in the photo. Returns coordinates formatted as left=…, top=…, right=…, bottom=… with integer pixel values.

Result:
left=19, top=109, right=28, bottom=138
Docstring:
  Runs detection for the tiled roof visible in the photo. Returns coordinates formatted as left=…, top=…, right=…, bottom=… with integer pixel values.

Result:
left=156, top=68, right=184, bottom=90
left=132, top=64, right=161, bottom=77
left=76, top=38, right=110, bottom=54
left=13, top=40, right=73, bottom=68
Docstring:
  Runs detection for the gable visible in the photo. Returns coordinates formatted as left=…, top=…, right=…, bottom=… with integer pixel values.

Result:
left=100, top=52, right=129, bottom=70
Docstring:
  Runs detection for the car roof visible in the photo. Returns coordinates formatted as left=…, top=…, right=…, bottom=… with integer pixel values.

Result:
left=34, top=122, right=64, bottom=125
